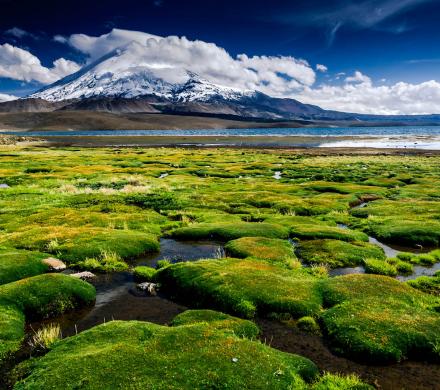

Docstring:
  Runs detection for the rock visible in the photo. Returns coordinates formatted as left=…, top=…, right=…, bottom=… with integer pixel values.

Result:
left=0, top=183, right=10, bottom=188
left=42, top=257, right=67, bottom=271
left=137, top=282, right=158, bottom=296
left=70, top=271, right=96, bottom=281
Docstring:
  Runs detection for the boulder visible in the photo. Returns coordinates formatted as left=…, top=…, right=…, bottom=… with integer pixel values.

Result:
left=137, top=282, right=158, bottom=296
left=70, top=271, right=96, bottom=281
left=43, top=257, right=67, bottom=271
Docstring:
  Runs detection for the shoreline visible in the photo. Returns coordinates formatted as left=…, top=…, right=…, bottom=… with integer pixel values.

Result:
left=32, top=134, right=440, bottom=153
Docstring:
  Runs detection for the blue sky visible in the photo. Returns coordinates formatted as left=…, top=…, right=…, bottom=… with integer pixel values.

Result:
left=1, top=0, right=440, bottom=114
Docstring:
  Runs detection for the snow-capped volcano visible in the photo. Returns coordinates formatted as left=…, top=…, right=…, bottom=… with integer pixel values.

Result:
left=22, top=40, right=331, bottom=120
left=29, top=42, right=254, bottom=103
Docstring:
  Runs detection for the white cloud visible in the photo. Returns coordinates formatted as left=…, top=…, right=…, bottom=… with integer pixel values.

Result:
left=62, top=28, right=315, bottom=97
left=0, top=93, right=17, bottom=103
left=66, top=28, right=160, bottom=61
left=316, top=64, right=328, bottom=72
left=4, top=27, right=29, bottom=39
left=345, top=70, right=371, bottom=84
left=297, top=71, right=440, bottom=115
left=0, top=43, right=80, bottom=84
left=53, top=35, right=68, bottom=44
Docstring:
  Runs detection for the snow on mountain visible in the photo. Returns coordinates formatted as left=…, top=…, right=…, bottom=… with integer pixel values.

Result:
left=29, top=42, right=255, bottom=103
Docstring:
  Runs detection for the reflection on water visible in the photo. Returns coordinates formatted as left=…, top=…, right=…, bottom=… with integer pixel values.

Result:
left=397, top=262, right=440, bottom=282
left=333, top=223, right=437, bottom=279
left=329, top=266, right=365, bottom=277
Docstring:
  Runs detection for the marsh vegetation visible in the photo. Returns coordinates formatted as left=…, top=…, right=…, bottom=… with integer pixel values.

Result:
left=0, top=146, right=440, bottom=388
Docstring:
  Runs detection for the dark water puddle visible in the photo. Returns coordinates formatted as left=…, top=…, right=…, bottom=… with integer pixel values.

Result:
left=27, top=239, right=223, bottom=338
left=334, top=223, right=438, bottom=280
left=258, top=319, right=440, bottom=390
left=137, top=238, right=223, bottom=267
left=329, top=266, right=365, bottom=277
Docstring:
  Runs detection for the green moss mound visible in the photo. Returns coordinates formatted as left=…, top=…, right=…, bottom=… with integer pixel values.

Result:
left=407, top=273, right=440, bottom=296
left=225, top=237, right=296, bottom=262
left=0, top=273, right=95, bottom=361
left=298, top=239, right=385, bottom=268
left=157, top=258, right=322, bottom=318
left=297, top=316, right=320, bottom=334
left=133, top=266, right=157, bottom=282
left=9, top=227, right=159, bottom=264
left=367, top=219, right=440, bottom=247
left=363, top=258, right=398, bottom=276
left=14, top=320, right=318, bottom=389
left=321, top=274, right=440, bottom=363
left=0, top=249, right=48, bottom=285
left=170, top=222, right=289, bottom=241
left=290, top=225, right=368, bottom=242
left=171, top=309, right=260, bottom=339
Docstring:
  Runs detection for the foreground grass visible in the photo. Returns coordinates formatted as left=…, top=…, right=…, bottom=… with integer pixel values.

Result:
left=14, top=318, right=318, bottom=389
left=13, top=310, right=372, bottom=389
left=0, top=146, right=440, bottom=372
left=0, top=274, right=95, bottom=361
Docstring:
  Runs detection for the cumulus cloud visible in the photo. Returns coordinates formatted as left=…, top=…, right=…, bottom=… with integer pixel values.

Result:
left=297, top=71, right=440, bottom=115
left=0, top=93, right=17, bottom=103
left=61, top=28, right=315, bottom=97
left=0, top=43, right=80, bottom=84
left=316, top=64, right=328, bottom=72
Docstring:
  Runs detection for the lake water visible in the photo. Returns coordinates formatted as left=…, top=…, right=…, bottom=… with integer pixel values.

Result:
left=3, top=125, right=440, bottom=137
left=4, top=126, right=440, bottom=148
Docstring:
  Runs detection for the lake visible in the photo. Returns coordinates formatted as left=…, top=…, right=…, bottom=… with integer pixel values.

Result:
left=3, top=126, right=440, bottom=148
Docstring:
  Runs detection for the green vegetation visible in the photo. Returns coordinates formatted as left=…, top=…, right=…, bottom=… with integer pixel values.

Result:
left=1, top=146, right=440, bottom=381
left=13, top=311, right=372, bottom=389
left=133, top=265, right=157, bottom=282
left=76, top=250, right=129, bottom=272
left=298, top=239, right=385, bottom=268
left=311, top=373, right=373, bottom=390
left=156, top=259, right=171, bottom=269
left=321, top=274, right=440, bottom=363
left=290, top=224, right=368, bottom=242
left=156, top=257, right=323, bottom=318
left=29, top=323, right=62, bottom=352
left=0, top=274, right=95, bottom=361
left=225, top=236, right=296, bottom=263
left=14, top=319, right=319, bottom=389
left=364, top=258, right=398, bottom=276
left=171, top=309, right=260, bottom=338
left=297, top=316, right=321, bottom=334
left=170, top=222, right=289, bottom=241
left=0, top=249, right=48, bottom=285
left=158, top=258, right=440, bottom=363
left=407, top=272, right=440, bottom=296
